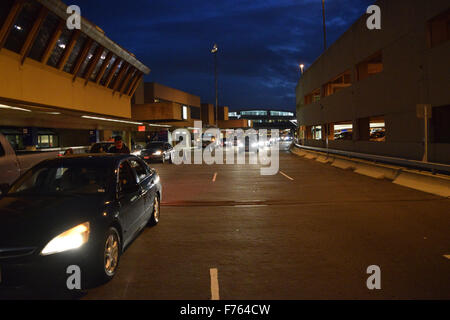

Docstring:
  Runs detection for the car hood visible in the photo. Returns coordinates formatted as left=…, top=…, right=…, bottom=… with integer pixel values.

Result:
left=0, top=194, right=108, bottom=248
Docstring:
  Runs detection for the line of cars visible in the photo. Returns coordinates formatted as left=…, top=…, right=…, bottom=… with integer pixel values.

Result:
left=89, top=141, right=175, bottom=164
left=0, top=135, right=165, bottom=291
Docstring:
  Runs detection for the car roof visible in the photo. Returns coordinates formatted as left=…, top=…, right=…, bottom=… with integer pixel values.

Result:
left=40, top=154, right=138, bottom=168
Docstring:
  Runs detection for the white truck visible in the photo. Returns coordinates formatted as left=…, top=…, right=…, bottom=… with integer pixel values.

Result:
left=0, top=133, right=61, bottom=189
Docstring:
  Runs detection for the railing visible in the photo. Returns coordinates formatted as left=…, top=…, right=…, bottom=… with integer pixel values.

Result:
left=293, top=143, right=450, bottom=175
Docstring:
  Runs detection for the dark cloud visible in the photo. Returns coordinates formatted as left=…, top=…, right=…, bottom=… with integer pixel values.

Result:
left=68, top=0, right=373, bottom=111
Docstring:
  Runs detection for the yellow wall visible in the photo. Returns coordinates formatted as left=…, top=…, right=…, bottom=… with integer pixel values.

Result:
left=0, top=49, right=132, bottom=118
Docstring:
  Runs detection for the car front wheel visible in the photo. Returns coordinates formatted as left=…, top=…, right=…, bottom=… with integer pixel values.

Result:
left=149, top=195, right=160, bottom=226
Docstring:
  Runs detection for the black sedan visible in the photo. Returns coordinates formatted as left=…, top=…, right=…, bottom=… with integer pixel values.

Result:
left=0, top=154, right=161, bottom=289
left=139, top=142, right=173, bottom=163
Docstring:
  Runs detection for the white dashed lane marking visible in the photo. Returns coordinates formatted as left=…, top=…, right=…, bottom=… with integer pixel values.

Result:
left=210, top=268, right=220, bottom=300
left=280, top=171, right=294, bottom=181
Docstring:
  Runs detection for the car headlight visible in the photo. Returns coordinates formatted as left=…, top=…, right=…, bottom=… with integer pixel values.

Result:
left=41, top=222, right=90, bottom=256
left=153, top=150, right=162, bottom=155
left=132, top=150, right=142, bottom=156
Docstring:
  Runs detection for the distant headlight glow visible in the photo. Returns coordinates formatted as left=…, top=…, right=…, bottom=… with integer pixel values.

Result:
left=153, top=150, right=162, bottom=156
left=41, top=222, right=90, bottom=256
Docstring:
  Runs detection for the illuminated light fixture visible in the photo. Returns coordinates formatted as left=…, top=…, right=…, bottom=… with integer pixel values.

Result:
left=148, top=124, right=171, bottom=128
left=58, top=43, right=66, bottom=49
left=182, top=106, right=188, bottom=120
left=14, top=24, right=22, bottom=31
left=299, top=64, right=305, bottom=74
left=81, top=115, right=143, bottom=125
left=41, top=222, right=90, bottom=256
left=46, top=112, right=61, bottom=115
left=211, top=43, right=218, bottom=53
left=0, top=104, right=32, bottom=112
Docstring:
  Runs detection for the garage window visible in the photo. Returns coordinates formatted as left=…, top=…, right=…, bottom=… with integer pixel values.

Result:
left=369, top=117, right=386, bottom=142
left=332, top=122, right=353, bottom=140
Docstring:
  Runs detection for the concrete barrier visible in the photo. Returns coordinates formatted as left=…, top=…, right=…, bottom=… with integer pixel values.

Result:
left=316, top=155, right=334, bottom=164
left=304, top=152, right=318, bottom=160
left=354, top=162, right=400, bottom=180
left=331, top=158, right=356, bottom=170
left=393, top=171, right=450, bottom=198
left=290, top=144, right=450, bottom=198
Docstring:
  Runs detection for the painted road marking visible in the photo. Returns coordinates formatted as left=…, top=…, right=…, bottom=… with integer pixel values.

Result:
left=210, top=268, right=220, bottom=300
left=444, top=255, right=450, bottom=260
left=280, top=171, right=294, bottom=181
left=212, top=172, right=217, bottom=182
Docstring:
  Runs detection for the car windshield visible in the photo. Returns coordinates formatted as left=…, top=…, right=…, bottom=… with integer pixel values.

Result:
left=8, top=162, right=111, bottom=196
left=145, top=142, right=164, bottom=149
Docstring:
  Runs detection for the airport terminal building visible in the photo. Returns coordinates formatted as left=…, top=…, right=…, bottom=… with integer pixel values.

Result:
left=296, top=0, right=449, bottom=164
left=0, top=0, right=150, bottom=151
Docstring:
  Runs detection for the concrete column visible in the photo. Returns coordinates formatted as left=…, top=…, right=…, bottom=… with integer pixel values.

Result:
left=356, top=118, right=370, bottom=141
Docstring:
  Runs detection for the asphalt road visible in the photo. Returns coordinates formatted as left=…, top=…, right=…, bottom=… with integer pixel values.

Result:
left=82, top=149, right=450, bottom=300
left=2, top=148, right=448, bottom=300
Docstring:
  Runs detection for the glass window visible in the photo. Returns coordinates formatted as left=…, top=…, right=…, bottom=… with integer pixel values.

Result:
left=118, top=161, right=137, bottom=193
left=108, top=60, right=124, bottom=88
left=4, top=0, right=42, bottom=53
left=332, top=122, right=353, bottom=141
left=241, top=110, right=267, bottom=116
left=369, top=117, right=386, bottom=142
left=100, top=55, right=117, bottom=85
left=123, top=70, right=138, bottom=93
left=47, top=27, right=73, bottom=68
left=78, top=42, right=98, bottom=78
left=89, top=49, right=108, bottom=81
left=62, top=32, right=87, bottom=73
left=311, top=125, right=322, bottom=140
left=0, top=0, right=15, bottom=29
left=116, top=64, right=131, bottom=90
left=8, top=163, right=110, bottom=195
left=28, top=12, right=60, bottom=61
left=270, top=111, right=294, bottom=117
left=130, top=159, right=148, bottom=183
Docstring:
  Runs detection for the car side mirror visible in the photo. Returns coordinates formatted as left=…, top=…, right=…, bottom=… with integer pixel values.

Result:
left=0, top=183, right=10, bottom=198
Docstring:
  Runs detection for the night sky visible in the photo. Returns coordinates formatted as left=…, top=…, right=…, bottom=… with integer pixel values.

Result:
left=67, top=0, right=373, bottom=111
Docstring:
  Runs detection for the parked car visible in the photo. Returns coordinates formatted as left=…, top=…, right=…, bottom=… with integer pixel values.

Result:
left=0, top=154, right=161, bottom=289
left=140, top=142, right=173, bottom=163
left=0, top=133, right=61, bottom=187
left=334, top=131, right=353, bottom=141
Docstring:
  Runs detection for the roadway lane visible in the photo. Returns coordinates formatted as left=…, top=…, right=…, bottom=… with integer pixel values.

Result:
left=83, top=150, right=450, bottom=299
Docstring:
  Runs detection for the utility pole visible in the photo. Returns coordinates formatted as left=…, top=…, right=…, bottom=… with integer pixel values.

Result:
left=211, top=44, right=218, bottom=127
left=322, top=0, right=327, bottom=51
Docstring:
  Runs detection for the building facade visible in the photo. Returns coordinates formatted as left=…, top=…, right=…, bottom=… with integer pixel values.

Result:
left=229, top=109, right=296, bottom=131
left=296, top=0, right=450, bottom=164
left=0, top=0, right=150, bottom=150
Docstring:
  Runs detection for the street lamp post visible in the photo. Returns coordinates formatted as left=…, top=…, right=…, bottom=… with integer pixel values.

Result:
left=211, top=44, right=218, bottom=127
left=299, top=64, right=305, bottom=76
left=322, top=0, right=327, bottom=51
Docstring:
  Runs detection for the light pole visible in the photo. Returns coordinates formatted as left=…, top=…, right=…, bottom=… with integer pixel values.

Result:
left=211, top=43, right=218, bottom=127
left=322, top=0, right=327, bottom=51
left=299, top=64, right=305, bottom=76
